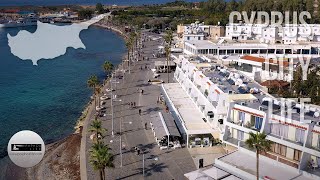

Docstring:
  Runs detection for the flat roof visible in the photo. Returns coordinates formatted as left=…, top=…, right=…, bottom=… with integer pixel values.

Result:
left=218, top=150, right=314, bottom=180
left=185, top=40, right=314, bottom=49
left=155, top=60, right=176, bottom=67
left=162, top=83, right=218, bottom=135
left=184, top=166, right=242, bottom=180
left=185, top=40, right=215, bottom=49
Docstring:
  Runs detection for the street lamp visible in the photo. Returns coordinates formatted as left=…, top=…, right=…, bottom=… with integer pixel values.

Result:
left=110, top=119, right=132, bottom=167
left=110, top=94, right=121, bottom=136
left=109, top=77, right=120, bottom=136
left=142, top=153, right=159, bottom=177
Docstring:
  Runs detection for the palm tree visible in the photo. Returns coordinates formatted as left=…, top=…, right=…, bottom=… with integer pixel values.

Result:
left=87, top=75, right=100, bottom=107
left=88, top=118, right=107, bottom=143
left=103, top=61, right=114, bottom=78
left=164, top=29, right=173, bottom=83
left=95, top=85, right=102, bottom=109
left=125, top=39, right=132, bottom=72
left=245, top=132, right=272, bottom=180
left=129, top=32, right=136, bottom=62
left=89, top=142, right=114, bottom=180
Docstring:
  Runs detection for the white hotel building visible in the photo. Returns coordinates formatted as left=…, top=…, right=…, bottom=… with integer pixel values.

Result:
left=226, top=23, right=320, bottom=45
left=183, top=40, right=320, bottom=59
left=161, top=54, right=320, bottom=179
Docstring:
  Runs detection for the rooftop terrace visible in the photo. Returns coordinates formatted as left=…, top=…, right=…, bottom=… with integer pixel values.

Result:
left=162, top=83, right=219, bottom=135
left=216, top=150, right=314, bottom=180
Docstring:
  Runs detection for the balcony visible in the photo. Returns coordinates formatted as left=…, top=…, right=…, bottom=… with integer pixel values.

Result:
left=224, top=137, right=245, bottom=147
left=227, top=119, right=261, bottom=132
left=304, top=164, right=320, bottom=177
left=268, top=133, right=304, bottom=146
left=306, top=144, right=320, bottom=152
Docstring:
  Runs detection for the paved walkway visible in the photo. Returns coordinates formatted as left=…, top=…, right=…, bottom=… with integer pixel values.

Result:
left=85, top=32, right=196, bottom=180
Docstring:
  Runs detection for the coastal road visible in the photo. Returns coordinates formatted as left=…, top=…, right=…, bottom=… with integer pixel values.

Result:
left=84, top=32, right=196, bottom=180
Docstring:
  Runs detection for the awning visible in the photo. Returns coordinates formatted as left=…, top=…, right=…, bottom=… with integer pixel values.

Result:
left=150, top=113, right=167, bottom=139
left=150, top=112, right=180, bottom=139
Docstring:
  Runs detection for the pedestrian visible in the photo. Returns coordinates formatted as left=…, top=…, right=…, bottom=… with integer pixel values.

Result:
left=130, top=102, right=133, bottom=108
left=141, top=89, right=144, bottom=95
left=145, top=122, right=147, bottom=130
left=139, top=109, right=142, bottom=116
left=137, top=148, right=140, bottom=155
left=145, top=65, right=147, bottom=69
left=133, top=102, right=136, bottom=108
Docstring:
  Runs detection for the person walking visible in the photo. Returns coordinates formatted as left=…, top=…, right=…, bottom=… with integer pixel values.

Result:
left=133, top=102, right=136, bottom=108
left=145, top=122, right=147, bottom=130
left=139, top=109, right=142, bottom=116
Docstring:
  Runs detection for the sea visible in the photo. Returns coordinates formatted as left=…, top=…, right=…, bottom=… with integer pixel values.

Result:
left=0, top=0, right=205, bottom=7
left=0, top=25, right=126, bottom=157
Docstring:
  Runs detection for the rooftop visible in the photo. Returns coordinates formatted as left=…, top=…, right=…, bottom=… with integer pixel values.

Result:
left=162, top=83, right=218, bottom=135
left=184, top=55, right=320, bottom=123
left=184, top=166, right=242, bottom=180
left=185, top=40, right=315, bottom=49
left=217, top=150, right=314, bottom=180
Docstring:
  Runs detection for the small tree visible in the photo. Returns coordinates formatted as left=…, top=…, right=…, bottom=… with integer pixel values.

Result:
left=245, top=132, right=272, bottom=180
left=103, top=61, right=114, bottom=77
left=96, top=3, right=105, bottom=14
left=87, top=75, right=100, bottom=107
left=164, top=29, right=173, bottom=83
left=89, top=142, right=114, bottom=180
left=89, top=118, right=107, bottom=142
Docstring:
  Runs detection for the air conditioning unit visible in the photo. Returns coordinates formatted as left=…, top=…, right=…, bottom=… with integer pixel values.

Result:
left=218, top=119, right=223, bottom=124
left=241, top=102, right=246, bottom=106
left=207, top=111, right=214, bottom=118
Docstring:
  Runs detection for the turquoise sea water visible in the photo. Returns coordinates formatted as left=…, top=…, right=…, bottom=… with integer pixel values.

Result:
left=0, top=25, right=126, bottom=157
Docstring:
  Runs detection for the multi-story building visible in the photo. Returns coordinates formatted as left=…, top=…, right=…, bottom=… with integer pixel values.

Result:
left=226, top=23, right=320, bottom=45
left=177, top=22, right=225, bottom=47
left=183, top=40, right=320, bottom=58
left=163, top=54, right=320, bottom=179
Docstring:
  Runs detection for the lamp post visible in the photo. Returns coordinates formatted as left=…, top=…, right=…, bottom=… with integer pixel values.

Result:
left=142, top=152, right=159, bottom=177
left=110, top=78, right=120, bottom=136
left=120, top=118, right=132, bottom=167
left=110, top=119, right=132, bottom=167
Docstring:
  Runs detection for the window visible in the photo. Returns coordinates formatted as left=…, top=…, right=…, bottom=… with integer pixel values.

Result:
left=198, top=37, right=201, bottom=40
left=187, top=37, right=190, bottom=40
left=278, top=144, right=287, bottom=156
left=293, top=149, right=301, bottom=161
left=254, top=116, right=263, bottom=130
left=239, top=111, right=245, bottom=122
left=237, top=130, right=244, bottom=140
left=270, top=123, right=289, bottom=138
left=295, top=129, right=305, bottom=144
left=271, top=143, right=287, bottom=156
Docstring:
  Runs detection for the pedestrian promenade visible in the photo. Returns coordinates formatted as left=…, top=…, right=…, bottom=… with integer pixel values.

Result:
left=85, top=31, right=196, bottom=180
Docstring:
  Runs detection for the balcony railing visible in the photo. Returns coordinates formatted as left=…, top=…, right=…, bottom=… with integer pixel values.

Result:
left=268, top=133, right=304, bottom=146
